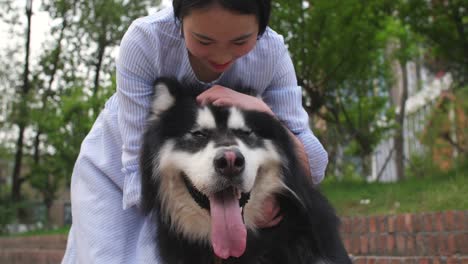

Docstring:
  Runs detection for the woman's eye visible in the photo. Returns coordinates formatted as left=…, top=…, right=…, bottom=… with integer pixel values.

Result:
left=198, top=41, right=212, bottom=46
left=233, top=41, right=247, bottom=46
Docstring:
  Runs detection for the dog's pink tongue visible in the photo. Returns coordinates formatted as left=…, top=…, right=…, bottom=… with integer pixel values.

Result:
left=209, top=188, right=246, bottom=259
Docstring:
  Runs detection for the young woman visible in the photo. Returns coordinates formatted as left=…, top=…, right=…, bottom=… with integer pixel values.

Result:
left=62, top=0, right=328, bottom=262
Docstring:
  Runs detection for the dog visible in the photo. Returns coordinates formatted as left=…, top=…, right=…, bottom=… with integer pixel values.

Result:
left=140, top=78, right=352, bottom=264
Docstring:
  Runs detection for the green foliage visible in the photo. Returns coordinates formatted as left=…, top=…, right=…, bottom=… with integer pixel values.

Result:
left=399, top=0, right=468, bottom=86
left=420, top=85, right=468, bottom=159
left=0, top=0, right=156, bottom=217
left=0, top=203, right=16, bottom=235
left=27, top=78, right=116, bottom=196
left=271, top=0, right=399, bottom=178
left=405, top=152, right=443, bottom=179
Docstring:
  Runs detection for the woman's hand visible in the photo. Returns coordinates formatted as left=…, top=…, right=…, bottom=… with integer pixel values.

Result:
left=196, top=85, right=274, bottom=116
left=255, top=195, right=283, bottom=228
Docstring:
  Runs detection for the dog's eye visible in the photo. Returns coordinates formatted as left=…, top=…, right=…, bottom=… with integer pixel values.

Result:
left=190, top=129, right=208, bottom=138
left=234, top=129, right=253, bottom=137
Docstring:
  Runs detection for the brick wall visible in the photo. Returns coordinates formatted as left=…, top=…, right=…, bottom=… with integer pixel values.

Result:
left=0, top=235, right=66, bottom=264
left=341, top=210, right=468, bottom=263
left=0, top=211, right=466, bottom=264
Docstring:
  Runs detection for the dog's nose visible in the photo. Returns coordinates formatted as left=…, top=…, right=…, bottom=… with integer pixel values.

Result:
left=214, top=149, right=245, bottom=177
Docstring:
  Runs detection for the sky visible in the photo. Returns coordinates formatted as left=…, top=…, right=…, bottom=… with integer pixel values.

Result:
left=0, top=0, right=171, bottom=58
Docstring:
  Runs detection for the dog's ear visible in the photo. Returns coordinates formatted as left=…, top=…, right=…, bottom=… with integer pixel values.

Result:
left=150, top=77, right=181, bottom=120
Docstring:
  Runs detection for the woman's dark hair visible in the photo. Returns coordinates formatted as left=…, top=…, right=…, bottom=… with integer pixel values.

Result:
left=173, top=0, right=271, bottom=36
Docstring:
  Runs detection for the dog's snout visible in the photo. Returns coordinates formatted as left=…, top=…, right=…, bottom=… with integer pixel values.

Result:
left=214, top=149, right=245, bottom=177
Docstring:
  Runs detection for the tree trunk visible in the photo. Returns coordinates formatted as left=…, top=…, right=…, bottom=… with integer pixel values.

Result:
left=12, top=125, right=26, bottom=201
left=93, top=41, right=106, bottom=97
left=11, top=0, right=33, bottom=202
left=394, top=60, right=409, bottom=181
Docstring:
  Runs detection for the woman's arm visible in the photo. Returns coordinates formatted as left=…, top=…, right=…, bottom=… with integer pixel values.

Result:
left=116, top=21, right=159, bottom=209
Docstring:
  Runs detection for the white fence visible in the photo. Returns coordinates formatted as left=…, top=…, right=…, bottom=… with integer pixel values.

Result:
left=370, top=68, right=452, bottom=182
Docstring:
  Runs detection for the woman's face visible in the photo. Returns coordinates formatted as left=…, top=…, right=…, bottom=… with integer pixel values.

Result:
left=182, top=5, right=259, bottom=74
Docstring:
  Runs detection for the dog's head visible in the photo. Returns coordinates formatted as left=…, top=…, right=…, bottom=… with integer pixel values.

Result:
left=141, top=78, right=297, bottom=259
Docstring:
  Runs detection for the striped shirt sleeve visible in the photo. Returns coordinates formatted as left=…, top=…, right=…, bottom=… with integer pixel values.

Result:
left=261, top=39, right=328, bottom=184
left=116, top=21, right=158, bottom=209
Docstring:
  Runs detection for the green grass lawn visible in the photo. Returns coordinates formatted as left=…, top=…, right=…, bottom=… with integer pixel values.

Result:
left=320, top=169, right=468, bottom=216
left=6, top=225, right=71, bottom=237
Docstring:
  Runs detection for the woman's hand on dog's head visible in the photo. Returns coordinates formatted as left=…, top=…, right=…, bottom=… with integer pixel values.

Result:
left=197, top=85, right=275, bottom=116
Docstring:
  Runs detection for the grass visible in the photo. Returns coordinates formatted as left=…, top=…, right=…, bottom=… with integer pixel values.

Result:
left=4, top=225, right=70, bottom=237
left=320, top=168, right=468, bottom=216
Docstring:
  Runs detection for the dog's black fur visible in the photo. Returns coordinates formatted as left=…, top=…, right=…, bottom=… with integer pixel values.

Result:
left=140, top=78, right=352, bottom=264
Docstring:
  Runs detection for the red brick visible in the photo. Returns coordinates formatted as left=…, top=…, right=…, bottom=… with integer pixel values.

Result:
left=396, top=235, right=406, bottom=254
left=360, top=235, right=369, bottom=254
left=388, top=215, right=397, bottom=233
left=379, top=235, right=387, bottom=254
left=354, top=217, right=366, bottom=234
left=423, top=213, right=433, bottom=232
left=445, top=211, right=456, bottom=231
left=402, top=257, right=414, bottom=264
left=387, top=235, right=396, bottom=254
left=447, top=234, right=456, bottom=255
left=446, top=257, right=458, bottom=264
left=341, top=217, right=351, bottom=234
left=406, top=235, right=416, bottom=255
left=377, top=259, right=389, bottom=264
left=438, top=233, right=448, bottom=256
left=352, top=235, right=360, bottom=254
left=455, top=211, right=465, bottom=230
left=416, top=234, right=427, bottom=255
left=369, top=235, right=378, bottom=254
left=369, top=216, right=378, bottom=233
left=456, top=233, right=468, bottom=254
left=460, top=256, right=468, bottom=264
left=434, top=212, right=444, bottom=232
left=397, top=215, right=406, bottom=232
left=427, top=234, right=438, bottom=256
left=355, top=258, right=366, bottom=264
left=412, top=214, right=422, bottom=232
left=418, top=258, right=430, bottom=264
left=378, top=216, right=387, bottom=233
left=404, top=213, right=413, bottom=232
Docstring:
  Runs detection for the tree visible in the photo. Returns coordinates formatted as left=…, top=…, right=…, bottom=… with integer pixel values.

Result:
left=76, top=0, right=156, bottom=108
left=26, top=0, right=74, bottom=224
left=23, top=0, right=157, bottom=224
left=1, top=0, right=159, bottom=224
left=10, top=0, right=33, bottom=202
left=271, top=0, right=397, bottom=177
left=384, top=18, right=422, bottom=181
left=401, top=0, right=467, bottom=87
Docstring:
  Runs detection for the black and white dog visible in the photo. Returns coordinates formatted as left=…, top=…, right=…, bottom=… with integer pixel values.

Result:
left=140, top=78, right=351, bottom=264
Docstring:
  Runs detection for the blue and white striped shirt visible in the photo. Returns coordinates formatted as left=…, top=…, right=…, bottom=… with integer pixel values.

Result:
left=62, top=6, right=328, bottom=263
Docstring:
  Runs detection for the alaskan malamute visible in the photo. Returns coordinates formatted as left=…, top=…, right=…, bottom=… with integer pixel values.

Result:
left=140, top=78, right=351, bottom=264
